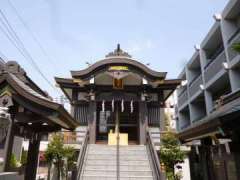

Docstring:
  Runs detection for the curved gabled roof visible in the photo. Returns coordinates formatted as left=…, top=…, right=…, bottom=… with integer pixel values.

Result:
left=71, top=45, right=167, bottom=80
left=0, top=72, right=79, bottom=130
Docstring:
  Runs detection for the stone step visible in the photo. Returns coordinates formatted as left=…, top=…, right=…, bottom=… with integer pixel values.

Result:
left=88, top=147, right=147, bottom=151
left=152, top=138, right=160, bottom=143
left=155, top=146, right=160, bottom=151
left=81, top=174, right=153, bottom=180
left=80, top=144, right=153, bottom=180
left=149, top=127, right=160, bottom=131
left=150, top=133, right=160, bottom=138
left=85, top=160, right=150, bottom=166
left=84, top=165, right=151, bottom=171
left=83, top=169, right=153, bottom=176
left=87, top=151, right=147, bottom=155
left=88, top=153, right=148, bottom=159
left=87, top=156, right=149, bottom=161
left=89, top=145, right=146, bottom=149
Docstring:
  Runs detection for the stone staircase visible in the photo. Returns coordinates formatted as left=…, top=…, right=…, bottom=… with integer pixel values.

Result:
left=148, top=127, right=161, bottom=151
left=80, top=144, right=154, bottom=180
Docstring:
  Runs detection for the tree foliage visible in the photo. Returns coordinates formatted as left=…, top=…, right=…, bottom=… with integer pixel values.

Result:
left=20, top=151, right=27, bottom=166
left=44, top=133, right=75, bottom=180
left=10, top=154, right=19, bottom=169
left=232, top=43, right=240, bottom=53
left=160, top=132, right=185, bottom=180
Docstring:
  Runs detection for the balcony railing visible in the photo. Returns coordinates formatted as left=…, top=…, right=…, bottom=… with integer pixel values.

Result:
left=189, top=75, right=203, bottom=97
left=180, top=121, right=190, bottom=130
left=178, top=90, right=188, bottom=107
left=204, top=51, right=226, bottom=83
left=228, top=29, right=240, bottom=61
left=178, top=85, right=187, bottom=97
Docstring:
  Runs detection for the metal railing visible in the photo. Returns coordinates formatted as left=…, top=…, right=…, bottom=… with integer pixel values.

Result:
left=177, top=86, right=187, bottom=97
left=116, top=108, right=120, bottom=180
left=178, top=90, right=188, bottom=108
left=228, top=32, right=240, bottom=61
left=76, top=129, right=89, bottom=180
left=180, top=121, right=191, bottom=130
left=204, top=51, right=226, bottom=83
left=189, top=75, right=203, bottom=97
left=116, top=130, right=120, bottom=180
left=146, top=130, right=163, bottom=180
left=228, top=28, right=240, bottom=61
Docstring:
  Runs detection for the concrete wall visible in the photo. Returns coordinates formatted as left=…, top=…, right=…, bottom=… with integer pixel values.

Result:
left=177, top=0, right=240, bottom=131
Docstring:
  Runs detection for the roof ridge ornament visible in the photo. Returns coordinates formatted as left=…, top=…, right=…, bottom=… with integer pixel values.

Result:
left=105, top=44, right=132, bottom=58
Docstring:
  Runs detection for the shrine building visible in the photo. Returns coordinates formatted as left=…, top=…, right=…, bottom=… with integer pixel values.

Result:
left=55, top=45, right=181, bottom=145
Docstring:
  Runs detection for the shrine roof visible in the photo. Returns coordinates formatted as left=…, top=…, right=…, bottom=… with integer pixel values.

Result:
left=0, top=62, right=79, bottom=130
left=70, top=45, right=167, bottom=80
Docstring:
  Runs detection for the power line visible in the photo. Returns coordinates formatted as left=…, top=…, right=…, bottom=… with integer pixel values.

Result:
left=0, top=9, right=57, bottom=91
left=0, top=49, right=7, bottom=62
left=7, top=0, right=58, bottom=69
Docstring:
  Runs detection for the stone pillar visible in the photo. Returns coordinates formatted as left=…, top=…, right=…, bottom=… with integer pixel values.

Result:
left=24, top=134, right=41, bottom=180
left=88, top=101, right=96, bottom=144
left=139, top=101, right=147, bottom=145
left=159, top=107, right=165, bottom=131
left=3, top=121, right=14, bottom=172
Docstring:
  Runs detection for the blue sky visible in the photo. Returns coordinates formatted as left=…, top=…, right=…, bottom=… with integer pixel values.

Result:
left=0, top=0, right=228, bottom=98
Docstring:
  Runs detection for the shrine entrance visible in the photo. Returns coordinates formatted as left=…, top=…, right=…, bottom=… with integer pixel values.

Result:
left=96, top=101, right=139, bottom=144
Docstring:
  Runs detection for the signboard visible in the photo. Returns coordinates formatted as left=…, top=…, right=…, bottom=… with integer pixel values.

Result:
left=108, top=66, right=129, bottom=71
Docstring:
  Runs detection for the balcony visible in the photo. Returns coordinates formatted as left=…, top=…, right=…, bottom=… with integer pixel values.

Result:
left=228, top=29, right=240, bottom=61
left=189, top=75, right=203, bottom=97
left=180, top=121, right=190, bottom=130
left=204, top=51, right=226, bottom=83
left=178, top=85, right=187, bottom=97
left=178, top=90, right=188, bottom=108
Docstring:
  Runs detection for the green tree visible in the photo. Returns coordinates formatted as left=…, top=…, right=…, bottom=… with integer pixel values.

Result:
left=45, top=133, right=75, bottom=180
left=160, top=132, right=185, bottom=180
left=232, top=43, right=240, bottom=53
left=20, top=151, right=27, bottom=166
left=63, top=146, right=75, bottom=179
left=10, top=154, right=19, bottom=169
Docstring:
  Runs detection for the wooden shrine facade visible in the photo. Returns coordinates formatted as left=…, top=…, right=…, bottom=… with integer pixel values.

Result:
left=56, top=45, right=181, bottom=144
left=0, top=61, right=78, bottom=180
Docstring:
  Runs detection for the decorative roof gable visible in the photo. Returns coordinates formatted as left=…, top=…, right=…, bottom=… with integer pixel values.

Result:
left=105, top=44, right=132, bottom=58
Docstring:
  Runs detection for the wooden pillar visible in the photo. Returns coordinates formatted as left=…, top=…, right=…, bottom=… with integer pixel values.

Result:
left=3, top=120, right=14, bottom=172
left=200, top=137, right=214, bottom=180
left=158, top=91, right=165, bottom=131
left=188, top=146, right=201, bottom=180
left=139, top=101, right=147, bottom=145
left=231, top=130, right=240, bottom=180
left=88, top=101, right=96, bottom=144
left=24, top=134, right=41, bottom=180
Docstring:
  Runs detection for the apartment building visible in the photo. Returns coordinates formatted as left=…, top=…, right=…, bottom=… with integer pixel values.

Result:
left=176, top=1, right=240, bottom=180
